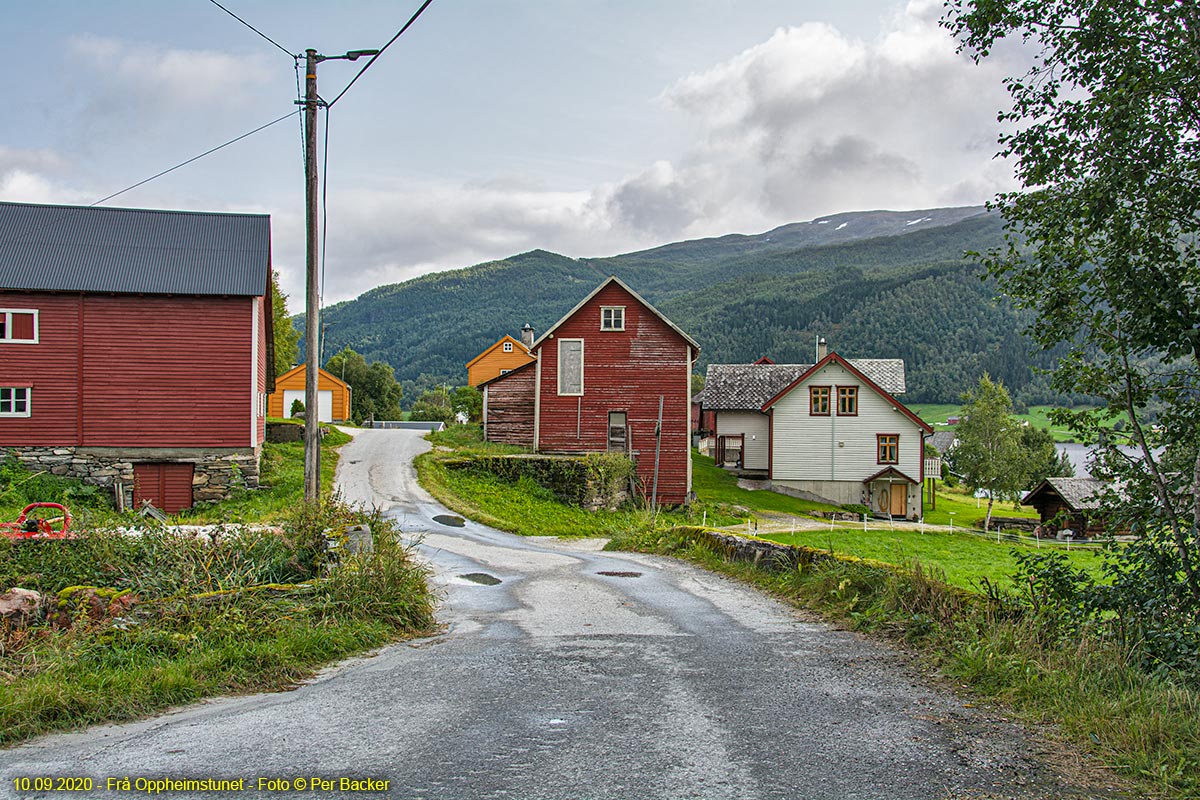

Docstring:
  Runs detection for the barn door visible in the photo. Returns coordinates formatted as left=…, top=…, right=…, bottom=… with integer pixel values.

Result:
left=133, top=462, right=195, bottom=513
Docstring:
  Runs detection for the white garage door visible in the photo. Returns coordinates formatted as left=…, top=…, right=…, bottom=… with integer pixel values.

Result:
left=283, top=390, right=334, bottom=422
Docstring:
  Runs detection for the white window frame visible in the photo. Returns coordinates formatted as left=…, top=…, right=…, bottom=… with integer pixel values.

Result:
left=0, top=309, right=39, bottom=344
left=600, top=306, right=625, bottom=331
left=0, top=387, right=31, bottom=417
left=557, top=338, right=584, bottom=396
left=503, top=341, right=514, bottom=352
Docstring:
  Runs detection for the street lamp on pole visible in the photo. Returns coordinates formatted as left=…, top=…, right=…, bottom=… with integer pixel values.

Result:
left=300, top=47, right=378, bottom=503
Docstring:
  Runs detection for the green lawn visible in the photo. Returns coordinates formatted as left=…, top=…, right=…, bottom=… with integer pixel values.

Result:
left=909, top=403, right=1127, bottom=443
left=691, top=451, right=839, bottom=519
left=921, top=485, right=1038, bottom=527
left=756, top=524, right=1104, bottom=590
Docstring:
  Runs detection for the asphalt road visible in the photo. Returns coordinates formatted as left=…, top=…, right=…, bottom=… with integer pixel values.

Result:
left=0, top=430, right=1101, bottom=800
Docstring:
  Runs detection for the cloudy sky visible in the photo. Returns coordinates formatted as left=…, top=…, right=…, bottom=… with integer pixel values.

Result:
left=3, top=0, right=1025, bottom=310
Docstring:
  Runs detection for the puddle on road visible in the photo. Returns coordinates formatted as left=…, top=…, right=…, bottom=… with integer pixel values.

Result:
left=597, top=570, right=642, bottom=578
left=433, top=514, right=466, bottom=527
left=461, top=572, right=502, bottom=586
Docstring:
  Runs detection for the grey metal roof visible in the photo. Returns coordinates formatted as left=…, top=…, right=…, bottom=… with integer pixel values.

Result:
left=926, top=430, right=957, bottom=454
left=0, top=201, right=270, bottom=296
left=701, top=358, right=907, bottom=410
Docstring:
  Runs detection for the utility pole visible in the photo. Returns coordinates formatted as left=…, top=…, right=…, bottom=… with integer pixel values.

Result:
left=303, top=49, right=320, bottom=503
left=300, top=47, right=378, bottom=503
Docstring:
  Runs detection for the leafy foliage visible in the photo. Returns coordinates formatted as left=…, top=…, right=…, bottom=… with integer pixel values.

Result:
left=948, top=376, right=1026, bottom=530
left=270, top=271, right=299, bottom=378
left=324, top=347, right=402, bottom=423
left=945, top=1, right=1200, bottom=615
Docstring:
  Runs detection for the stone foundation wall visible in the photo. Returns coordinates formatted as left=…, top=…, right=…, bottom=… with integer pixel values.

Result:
left=7, top=446, right=261, bottom=507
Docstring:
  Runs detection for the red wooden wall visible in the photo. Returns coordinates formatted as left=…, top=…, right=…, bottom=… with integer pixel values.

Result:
left=0, top=291, right=263, bottom=448
left=535, top=282, right=694, bottom=504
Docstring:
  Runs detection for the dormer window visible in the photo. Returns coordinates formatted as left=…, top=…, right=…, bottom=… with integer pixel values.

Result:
left=503, top=341, right=513, bottom=352
left=601, top=306, right=625, bottom=331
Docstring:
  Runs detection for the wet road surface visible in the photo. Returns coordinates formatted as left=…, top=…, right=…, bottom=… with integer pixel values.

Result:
left=0, top=430, right=1100, bottom=799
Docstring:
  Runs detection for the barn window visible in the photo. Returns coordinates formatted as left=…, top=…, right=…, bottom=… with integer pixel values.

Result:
left=809, top=386, right=830, bottom=415
left=877, top=434, right=899, bottom=464
left=558, top=339, right=584, bottom=395
left=608, top=411, right=627, bottom=452
left=838, top=386, right=858, bottom=415
left=0, top=310, right=38, bottom=343
left=503, top=341, right=513, bottom=352
left=0, top=387, right=31, bottom=417
left=601, top=306, right=625, bottom=331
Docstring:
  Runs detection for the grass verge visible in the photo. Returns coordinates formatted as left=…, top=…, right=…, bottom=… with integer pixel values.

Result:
left=606, top=525, right=1197, bottom=800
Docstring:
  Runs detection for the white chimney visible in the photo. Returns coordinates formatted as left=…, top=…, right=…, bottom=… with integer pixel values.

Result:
left=520, top=323, right=535, bottom=349
left=816, top=336, right=828, bottom=361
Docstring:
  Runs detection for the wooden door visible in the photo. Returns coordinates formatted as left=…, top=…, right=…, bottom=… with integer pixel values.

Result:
left=890, top=483, right=907, bottom=516
left=133, top=462, right=195, bottom=513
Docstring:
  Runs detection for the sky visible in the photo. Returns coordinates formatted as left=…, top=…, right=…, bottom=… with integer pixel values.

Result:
left=2, top=0, right=1028, bottom=311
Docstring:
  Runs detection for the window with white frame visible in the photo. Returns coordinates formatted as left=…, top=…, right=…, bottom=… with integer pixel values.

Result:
left=600, top=306, right=625, bottom=331
left=503, top=341, right=513, bottom=352
left=558, top=339, right=584, bottom=395
left=0, top=310, right=38, bottom=343
left=0, top=387, right=31, bottom=417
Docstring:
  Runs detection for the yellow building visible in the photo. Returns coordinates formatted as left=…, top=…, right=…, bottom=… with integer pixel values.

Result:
left=466, top=329, right=535, bottom=387
left=268, top=365, right=352, bottom=423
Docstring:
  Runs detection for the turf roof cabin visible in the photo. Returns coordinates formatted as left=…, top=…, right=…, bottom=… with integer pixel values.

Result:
left=0, top=201, right=275, bottom=512
left=482, top=276, right=700, bottom=505
left=698, top=346, right=930, bottom=518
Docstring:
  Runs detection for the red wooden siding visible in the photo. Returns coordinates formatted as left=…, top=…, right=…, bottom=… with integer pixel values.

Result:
left=133, top=462, right=194, bottom=512
left=0, top=291, right=260, bottom=448
left=535, top=282, right=693, bottom=504
left=483, top=365, right=536, bottom=446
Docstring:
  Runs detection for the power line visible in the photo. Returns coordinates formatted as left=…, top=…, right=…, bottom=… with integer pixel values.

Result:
left=205, top=0, right=296, bottom=58
left=326, top=0, right=434, bottom=109
left=91, top=110, right=300, bottom=206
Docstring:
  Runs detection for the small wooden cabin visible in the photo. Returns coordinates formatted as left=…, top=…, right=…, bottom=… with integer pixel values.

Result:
left=1022, top=477, right=1113, bottom=538
left=269, top=365, right=352, bottom=423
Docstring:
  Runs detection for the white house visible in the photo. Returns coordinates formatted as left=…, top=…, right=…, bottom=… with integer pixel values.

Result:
left=763, top=352, right=931, bottom=517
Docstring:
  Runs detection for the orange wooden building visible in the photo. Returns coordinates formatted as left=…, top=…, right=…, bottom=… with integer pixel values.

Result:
left=268, top=365, right=352, bottom=423
left=466, top=333, right=535, bottom=387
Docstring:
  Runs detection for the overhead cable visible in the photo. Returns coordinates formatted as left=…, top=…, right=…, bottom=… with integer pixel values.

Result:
left=325, top=0, right=434, bottom=108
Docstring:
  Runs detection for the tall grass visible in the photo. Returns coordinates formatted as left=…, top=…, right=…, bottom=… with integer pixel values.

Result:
left=608, top=526, right=1198, bottom=799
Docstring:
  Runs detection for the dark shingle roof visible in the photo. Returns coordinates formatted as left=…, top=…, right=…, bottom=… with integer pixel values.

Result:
left=1023, top=477, right=1108, bottom=511
left=701, top=358, right=907, bottom=410
left=0, top=201, right=270, bottom=296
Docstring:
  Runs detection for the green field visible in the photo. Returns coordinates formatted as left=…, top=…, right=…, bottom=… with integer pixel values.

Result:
left=909, top=403, right=1128, bottom=443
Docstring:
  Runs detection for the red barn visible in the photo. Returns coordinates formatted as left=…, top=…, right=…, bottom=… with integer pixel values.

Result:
left=0, top=201, right=275, bottom=512
left=485, top=276, right=699, bottom=505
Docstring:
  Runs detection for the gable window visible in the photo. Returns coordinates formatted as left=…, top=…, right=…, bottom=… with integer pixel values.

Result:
left=601, top=306, right=625, bottom=331
left=503, top=341, right=514, bottom=352
left=0, top=387, right=30, bottom=417
left=0, top=310, right=38, bottom=343
left=877, top=434, right=899, bottom=464
left=809, top=386, right=830, bottom=415
left=558, top=339, right=584, bottom=395
left=608, top=411, right=627, bottom=452
left=838, top=386, right=858, bottom=415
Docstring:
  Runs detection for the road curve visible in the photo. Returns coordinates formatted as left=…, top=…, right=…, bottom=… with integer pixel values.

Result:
left=0, top=429, right=1097, bottom=800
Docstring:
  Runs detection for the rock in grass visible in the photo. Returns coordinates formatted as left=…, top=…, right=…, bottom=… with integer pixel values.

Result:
left=0, top=588, right=45, bottom=628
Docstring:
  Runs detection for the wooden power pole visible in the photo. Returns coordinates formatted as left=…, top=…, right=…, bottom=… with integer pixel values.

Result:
left=302, top=48, right=321, bottom=502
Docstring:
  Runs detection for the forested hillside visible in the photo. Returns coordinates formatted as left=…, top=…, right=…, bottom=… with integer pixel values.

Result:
left=301, top=207, right=1070, bottom=406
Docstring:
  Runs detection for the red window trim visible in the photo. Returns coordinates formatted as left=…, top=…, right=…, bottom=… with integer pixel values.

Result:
left=877, top=433, right=899, bottom=464
left=809, top=385, right=831, bottom=416
left=837, top=385, right=859, bottom=416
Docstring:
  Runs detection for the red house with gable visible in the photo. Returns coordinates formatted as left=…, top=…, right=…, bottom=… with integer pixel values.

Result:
left=482, top=276, right=699, bottom=505
left=0, top=201, right=275, bottom=512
